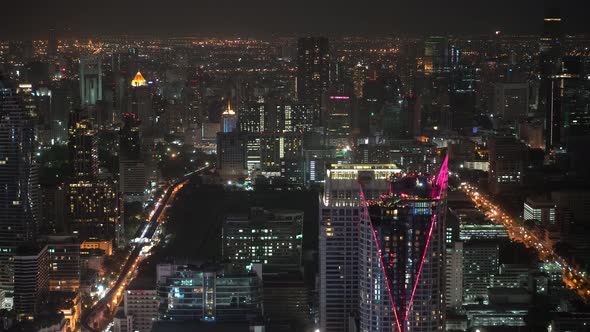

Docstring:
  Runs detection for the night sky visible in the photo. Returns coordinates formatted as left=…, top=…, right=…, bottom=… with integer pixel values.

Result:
left=2, top=0, right=590, bottom=38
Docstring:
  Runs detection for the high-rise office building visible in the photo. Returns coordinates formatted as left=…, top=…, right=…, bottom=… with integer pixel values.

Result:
left=120, top=112, right=141, bottom=160
left=13, top=244, right=49, bottom=320
left=488, top=136, right=527, bottom=195
left=124, top=288, right=159, bottom=332
left=66, top=180, right=118, bottom=241
left=68, top=110, right=98, bottom=179
left=319, top=164, right=401, bottom=332
left=445, top=241, right=463, bottom=310
left=0, top=77, right=40, bottom=307
left=67, top=110, right=118, bottom=241
left=239, top=102, right=265, bottom=133
left=44, top=236, right=81, bottom=291
left=359, top=158, right=447, bottom=332
left=222, top=208, right=304, bottom=272
left=492, top=82, right=529, bottom=121
left=0, top=79, right=40, bottom=243
left=259, top=132, right=303, bottom=173
left=119, top=161, right=147, bottom=202
left=47, top=28, right=57, bottom=59
left=286, top=103, right=314, bottom=132
left=50, top=80, right=74, bottom=144
left=324, top=93, right=352, bottom=148
left=119, top=113, right=146, bottom=202
left=221, top=100, right=237, bottom=133
left=157, top=264, right=262, bottom=322
left=463, top=241, right=499, bottom=302
left=217, top=132, right=247, bottom=180
left=523, top=197, right=556, bottom=227
left=129, top=71, right=152, bottom=134
left=424, top=37, right=449, bottom=74
left=239, top=101, right=313, bottom=134
left=297, top=37, right=330, bottom=126
left=80, top=55, right=103, bottom=107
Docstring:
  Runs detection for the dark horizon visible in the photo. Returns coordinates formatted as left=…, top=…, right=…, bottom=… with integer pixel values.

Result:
left=3, top=0, right=590, bottom=39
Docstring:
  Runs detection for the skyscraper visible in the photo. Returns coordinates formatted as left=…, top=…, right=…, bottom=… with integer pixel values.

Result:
left=221, top=100, right=237, bottom=133
left=66, top=110, right=118, bottom=241
left=222, top=208, right=304, bottom=272
left=47, top=28, right=57, bottom=59
left=324, top=93, right=352, bottom=148
left=129, top=71, right=152, bottom=134
left=13, top=245, right=49, bottom=319
left=539, top=5, right=565, bottom=150
left=0, top=76, right=40, bottom=307
left=424, top=37, right=449, bottom=74
left=359, top=157, right=447, bottom=332
left=297, top=37, right=329, bottom=126
left=320, top=164, right=401, bottom=332
left=217, top=131, right=247, bottom=180
left=80, top=55, right=103, bottom=107
left=488, top=136, right=527, bottom=195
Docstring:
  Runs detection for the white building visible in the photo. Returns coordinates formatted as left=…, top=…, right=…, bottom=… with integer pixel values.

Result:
left=319, top=164, right=400, bottom=332
left=124, top=289, right=159, bottom=332
left=523, top=197, right=556, bottom=226
left=446, top=241, right=464, bottom=310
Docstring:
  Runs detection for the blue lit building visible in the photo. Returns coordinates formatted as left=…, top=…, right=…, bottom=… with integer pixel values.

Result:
left=157, top=264, right=262, bottom=322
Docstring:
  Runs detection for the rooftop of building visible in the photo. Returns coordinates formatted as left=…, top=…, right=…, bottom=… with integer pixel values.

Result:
left=152, top=321, right=259, bottom=332
left=15, top=243, right=47, bottom=256
left=40, top=234, right=79, bottom=245
left=366, top=174, right=436, bottom=205
left=131, top=71, right=147, bottom=87
left=328, top=163, right=400, bottom=171
left=224, top=207, right=304, bottom=223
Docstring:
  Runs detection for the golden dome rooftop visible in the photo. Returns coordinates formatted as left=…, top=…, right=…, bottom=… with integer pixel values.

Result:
left=131, top=71, right=147, bottom=87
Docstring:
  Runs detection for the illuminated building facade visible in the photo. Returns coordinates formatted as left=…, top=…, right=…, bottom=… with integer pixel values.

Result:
left=67, top=110, right=118, bottom=241
left=80, top=55, right=102, bottom=107
left=222, top=208, right=303, bottom=271
left=463, top=241, right=499, bottom=302
left=44, top=235, right=81, bottom=291
left=239, top=102, right=265, bottom=133
left=319, top=164, right=400, bottom=332
left=445, top=241, right=463, bottom=310
left=324, top=94, right=352, bottom=148
left=423, top=37, right=449, bottom=74
left=68, top=110, right=98, bottom=179
left=0, top=78, right=40, bottom=307
left=488, top=136, right=527, bottom=195
left=221, top=100, right=237, bottom=133
left=239, top=101, right=313, bottom=134
left=523, top=197, right=556, bottom=227
left=217, top=132, right=247, bottom=180
left=157, top=264, right=262, bottom=322
left=124, top=289, right=159, bottom=332
left=259, top=132, right=302, bottom=173
left=119, top=112, right=146, bottom=202
left=13, top=245, right=49, bottom=320
left=66, top=181, right=118, bottom=240
left=297, top=37, right=329, bottom=126
left=360, top=159, right=447, bottom=332
left=129, top=71, right=152, bottom=134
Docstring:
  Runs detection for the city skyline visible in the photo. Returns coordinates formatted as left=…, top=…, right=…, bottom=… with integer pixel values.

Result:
left=2, top=1, right=590, bottom=331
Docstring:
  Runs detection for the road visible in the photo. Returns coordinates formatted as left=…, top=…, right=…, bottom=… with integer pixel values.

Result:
left=82, top=166, right=210, bottom=331
left=461, top=183, right=590, bottom=302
